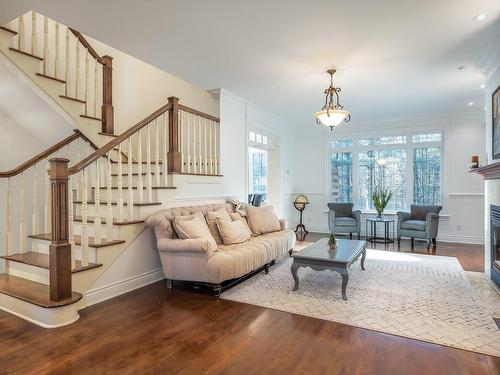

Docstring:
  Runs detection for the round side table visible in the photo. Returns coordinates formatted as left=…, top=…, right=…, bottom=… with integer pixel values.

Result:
left=366, top=216, right=394, bottom=244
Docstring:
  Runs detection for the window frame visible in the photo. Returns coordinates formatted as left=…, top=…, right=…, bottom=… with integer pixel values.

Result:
left=325, top=128, right=445, bottom=213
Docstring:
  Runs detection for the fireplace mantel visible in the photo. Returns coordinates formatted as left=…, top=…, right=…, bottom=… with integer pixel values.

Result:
left=469, top=161, right=500, bottom=180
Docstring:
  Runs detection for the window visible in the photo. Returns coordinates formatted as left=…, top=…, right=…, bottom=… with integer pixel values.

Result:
left=328, top=131, right=443, bottom=211
left=331, top=152, right=353, bottom=202
left=358, top=149, right=407, bottom=211
left=248, top=147, right=268, bottom=201
left=413, top=147, right=441, bottom=205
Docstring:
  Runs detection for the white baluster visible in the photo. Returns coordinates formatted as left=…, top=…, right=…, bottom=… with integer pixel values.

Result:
left=6, top=178, right=13, bottom=255
left=137, top=129, right=144, bottom=203
left=185, top=112, right=190, bottom=173
left=84, top=50, right=89, bottom=115
left=43, top=16, right=48, bottom=74
left=155, top=117, right=161, bottom=186
left=128, top=138, right=134, bottom=220
left=54, top=23, right=60, bottom=78
left=209, top=120, right=213, bottom=175
left=117, top=143, right=124, bottom=221
left=65, top=27, right=69, bottom=96
left=163, top=112, right=169, bottom=185
left=76, top=139, right=82, bottom=199
left=94, top=59, right=99, bottom=118
left=106, top=154, right=114, bottom=235
left=94, top=160, right=102, bottom=244
left=32, top=165, right=40, bottom=250
left=146, top=123, right=153, bottom=202
left=75, top=41, right=80, bottom=99
left=31, top=11, right=37, bottom=56
left=44, top=161, right=51, bottom=233
left=81, top=169, right=89, bottom=266
left=192, top=114, right=197, bottom=173
left=68, top=177, right=76, bottom=269
left=215, top=122, right=219, bottom=175
left=18, top=15, right=25, bottom=51
left=19, top=173, right=27, bottom=251
left=203, top=118, right=208, bottom=174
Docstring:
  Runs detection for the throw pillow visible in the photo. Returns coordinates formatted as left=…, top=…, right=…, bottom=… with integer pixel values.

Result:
left=216, top=218, right=251, bottom=245
left=173, top=214, right=217, bottom=251
left=229, top=212, right=252, bottom=236
left=206, top=207, right=232, bottom=244
left=246, top=205, right=281, bottom=235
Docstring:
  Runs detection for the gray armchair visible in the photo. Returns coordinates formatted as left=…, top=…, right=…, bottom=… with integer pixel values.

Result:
left=327, top=203, right=361, bottom=240
left=397, top=204, right=442, bottom=249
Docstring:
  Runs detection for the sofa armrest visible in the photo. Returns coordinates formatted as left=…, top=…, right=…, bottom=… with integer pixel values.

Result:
left=425, top=213, right=440, bottom=239
left=157, top=238, right=215, bottom=258
left=279, top=219, right=288, bottom=230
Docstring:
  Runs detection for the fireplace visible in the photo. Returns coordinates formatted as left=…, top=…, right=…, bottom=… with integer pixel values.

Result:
left=491, top=204, right=500, bottom=288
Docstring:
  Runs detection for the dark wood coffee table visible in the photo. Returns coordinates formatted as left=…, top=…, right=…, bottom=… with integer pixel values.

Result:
left=291, top=238, right=366, bottom=300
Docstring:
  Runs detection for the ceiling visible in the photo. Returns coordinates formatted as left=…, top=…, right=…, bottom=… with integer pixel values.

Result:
left=1, top=0, right=499, bottom=127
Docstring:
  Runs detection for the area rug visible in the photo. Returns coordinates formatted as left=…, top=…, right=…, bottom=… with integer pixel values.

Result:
left=221, top=249, right=500, bottom=357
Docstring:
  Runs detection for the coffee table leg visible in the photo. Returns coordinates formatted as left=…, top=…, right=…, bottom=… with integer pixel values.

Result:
left=340, top=268, right=349, bottom=300
left=291, top=261, right=300, bottom=291
left=361, top=248, right=366, bottom=271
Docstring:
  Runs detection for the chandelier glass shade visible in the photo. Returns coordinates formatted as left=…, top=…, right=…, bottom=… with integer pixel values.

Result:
left=315, top=69, right=351, bottom=130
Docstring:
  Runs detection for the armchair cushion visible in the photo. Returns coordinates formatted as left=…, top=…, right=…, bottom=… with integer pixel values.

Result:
left=335, top=217, right=358, bottom=227
left=400, top=220, right=426, bottom=231
left=411, top=205, right=442, bottom=221
left=327, top=203, right=354, bottom=218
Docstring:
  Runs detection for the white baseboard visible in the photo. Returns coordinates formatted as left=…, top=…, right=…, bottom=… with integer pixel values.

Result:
left=86, top=269, right=164, bottom=307
left=296, top=226, right=484, bottom=245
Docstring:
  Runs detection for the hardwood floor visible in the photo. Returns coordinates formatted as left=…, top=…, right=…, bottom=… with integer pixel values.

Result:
left=0, top=236, right=497, bottom=375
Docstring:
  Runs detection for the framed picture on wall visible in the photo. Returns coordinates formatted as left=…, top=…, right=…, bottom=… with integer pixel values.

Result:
left=493, top=85, right=500, bottom=160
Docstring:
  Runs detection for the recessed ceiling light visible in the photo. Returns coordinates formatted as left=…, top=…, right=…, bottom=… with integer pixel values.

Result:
left=480, top=84, right=485, bottom=89
left=468, top=102, right=475, bottom=106
left=457, top=65, right=466, bottom=70
left=473, top=14, right=487, bottom=21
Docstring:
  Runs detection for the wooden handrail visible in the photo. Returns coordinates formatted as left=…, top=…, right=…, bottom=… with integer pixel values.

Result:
left=68, top=103, right=172, bottom=175
left=68, top=28, right=104, bottom=64
left=0, top=130, right=95, bottom=178
left=178, top=104, right=220, bottom=122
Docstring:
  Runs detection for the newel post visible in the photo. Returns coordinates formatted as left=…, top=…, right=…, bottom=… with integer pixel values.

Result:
left=101, top=55, right=114, bottom=134
left=48, top=158, right=72, bottom=301
left=167, top=96, right=182, bottom=173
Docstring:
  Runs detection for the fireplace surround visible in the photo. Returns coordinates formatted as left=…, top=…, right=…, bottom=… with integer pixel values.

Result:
left=490, top=204, right=500, bottom=288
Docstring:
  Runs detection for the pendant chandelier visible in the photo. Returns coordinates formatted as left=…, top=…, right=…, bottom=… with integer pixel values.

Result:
left=314, top=68, right=351, bottom=130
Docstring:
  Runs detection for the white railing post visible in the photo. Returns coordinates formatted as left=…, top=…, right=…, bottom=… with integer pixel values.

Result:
left=163, top=112, right=169, bottom=185
left=6, top=178, right=13, bottom=255
left=68, top=176, right=76, bottom=269
left=81, top=168, right=89, bottom=266
left=19, top=173, right=27, bottom=252
left=54, top=23, right=60, bottom=78
left=65, top=26, right=69, bottom=96
left=75, top=41, right=80, bottom=99
left=18, top=14, right=25, bottom=51
left=146, top=123, right=153, bottom=202
left=44, top=161, right=51, bottom=233
left=127, top=138, right=134, bottom=220
left=137, top=129, right=144, bottom=203
left=106, top=154, right=113, bottom=236
left=155, top=117, right=161, bottom=186
left=32, top=165, right=40, bottom=250
left=117, top=143, right=124, bottom=221
left=94, top=160, right=102, bottom=244
left=31, top=11, right=37, bottom=56
left=84, top=50, right=89, bottom=115
left=43, top=16, right=48, bottom=74
left=94, top=59, right=99, bottom=118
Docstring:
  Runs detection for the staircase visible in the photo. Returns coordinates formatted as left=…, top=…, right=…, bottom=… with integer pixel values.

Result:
left=0, top=11, right=221, bottom=328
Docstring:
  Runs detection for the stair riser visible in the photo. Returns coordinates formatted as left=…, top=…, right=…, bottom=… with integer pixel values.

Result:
left=0, top=29, right=13, bottom=49
left=111, top=163, right=166, bottom=175
left=3, top=47, right=42, bottom=77
left=30, top=239, right=99, bottom=263
left=94, top=188, right=161, bottom=202
left=111, top=174, right=165, bottom=186
left=74, top=204, right=158, bottom=220
left=7, top=262, right=49, bottom=285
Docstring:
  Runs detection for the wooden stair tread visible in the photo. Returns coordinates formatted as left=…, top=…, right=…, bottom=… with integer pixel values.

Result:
left=36, top=73, right=66, bottom=84
left=29, top=233, right=125, bottom=248
left=73, top=216, right=144, bottom=226
left=111, top=172, right=163, bottom=176
left=0, top=274, right=82, bottom=308
left=9, top=47, right=43, bottom=60
left=110, top=160, right=163, bottom=164
left=96, top=186, right=176, bottom=190
left=0, top=26, right=17, bottom=35
left=1, top=252, right=102, bottom=273
left=73, top=200, right=162, bottom=206
left=80, top=115, right=103, bottom=121
left=60, top=95, right=86, bottom=103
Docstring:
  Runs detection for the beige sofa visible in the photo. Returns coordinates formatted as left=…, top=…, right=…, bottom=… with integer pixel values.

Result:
left=147, top=203, right=295, bottom=295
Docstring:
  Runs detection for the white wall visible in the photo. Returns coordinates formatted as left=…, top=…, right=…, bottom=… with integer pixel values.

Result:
left=291, top=112, right=486, bottom=244
left=484, top=65, right=500, bottom=276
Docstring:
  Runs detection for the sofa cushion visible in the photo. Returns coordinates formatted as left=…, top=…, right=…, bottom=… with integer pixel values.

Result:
left=246, top=205, right=281, bottom=235
left=216, top=218, right=251, bottom=245
left=229, top=212, right=252, bottom=235
left=206, top=208, right=231, bottom=244
left=335, top=217, right=357, bottom=227
left=401, top=220, right=426, bottom=231
left=173, top=214, right=217, bottom=251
